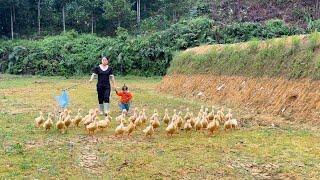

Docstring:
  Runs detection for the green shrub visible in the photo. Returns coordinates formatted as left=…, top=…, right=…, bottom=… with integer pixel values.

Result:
left=0, top=17, right=309, bottom=77
left=307, top=19, right=320, bottom=32
left=263, top=19, right=293, bottom=38
left=308, top=31, right=320, bottom=51
left=291, top=36, right=301, bottom=53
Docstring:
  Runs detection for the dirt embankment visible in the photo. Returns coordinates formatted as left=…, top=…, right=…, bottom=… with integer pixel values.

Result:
left=159, top=74, right=320, bottom=123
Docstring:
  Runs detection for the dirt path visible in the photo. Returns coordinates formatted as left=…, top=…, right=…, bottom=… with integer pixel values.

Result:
left=77, top=135, right=102, bottom=175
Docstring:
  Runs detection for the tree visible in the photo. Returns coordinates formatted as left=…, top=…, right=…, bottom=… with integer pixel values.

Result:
left=103, top=0, right=135, bottom=28
left=137, top=0, right=141, bottom=24
left=316, top=0, right=320, bottom=19
left=7, top=0, right=18, bottom=39
left=84, top=0, right=102, bottom=34
left=51, top=0, right=73, bottom=33
left=38, top=0, right=41, bottom=35
left=10, top=2, right=14, bottom=39
left=62, top=3, right=66, bottom=33
left=157, top=0, right=193, bottom=22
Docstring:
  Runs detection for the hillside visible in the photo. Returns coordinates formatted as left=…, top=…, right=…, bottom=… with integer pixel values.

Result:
left=168, top=33, right=320, bottom=79
left=160, top=33, right=320, bottom=123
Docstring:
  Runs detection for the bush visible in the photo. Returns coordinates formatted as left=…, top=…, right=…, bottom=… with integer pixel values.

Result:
left=307, top=19, right=320, bottom=32
left=0, top=17, right=308, bottom=77
left=263, top=19, right=293, bottom=38
left=215, top=22, right=264, bottom=43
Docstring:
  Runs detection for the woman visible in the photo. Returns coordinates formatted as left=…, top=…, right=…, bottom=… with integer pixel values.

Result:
left=89, top=56, right=117, bottom=115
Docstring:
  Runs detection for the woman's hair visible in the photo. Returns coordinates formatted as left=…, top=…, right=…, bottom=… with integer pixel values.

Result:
left=102, top=56, right=109, bottom=60
left=122, top=84, right=128, bottom=91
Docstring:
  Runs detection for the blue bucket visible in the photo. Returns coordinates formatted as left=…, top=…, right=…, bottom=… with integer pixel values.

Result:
left=55, top=90, right=70, bottom=108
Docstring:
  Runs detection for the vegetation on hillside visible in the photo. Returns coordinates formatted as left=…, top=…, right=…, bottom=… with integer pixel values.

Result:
left=168, top=32, right=320, bottom=80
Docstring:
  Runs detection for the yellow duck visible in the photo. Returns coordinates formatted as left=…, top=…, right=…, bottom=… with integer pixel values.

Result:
left=116, top=110, right=127, bottom=124
left=201, top=114, right=208, bottom=129
left=143, top=122, right=154, bottom=138
left=86, top=119, right=98, bottom=135
left=56, top=113, right=66, bottom=133
left=199, top=105, right=204, bottom=114
left=165, top=120, right=177, bottom=137
left=115, top=119, right=126, bottom=137
left=224, top=119, right=232, bottom=131
left=207, top=117, right=220, bottom=135
left=129, top=107, right=138, bottom=123
left=184, top=108, right=191, bottom=121
left=230, top=119, right=238, bottom=129
left=195, top=116, right=203, bottom=131
left=92, top=108, right=100, bottom=120
left=35, top=111, right=45, bottom=128
left=105, top=113, right=112, bottom=122
left=176, top=111, right=183, bottom=128
left=150, top=109, right=159, bottom=121
left=205, top=107, right=210, bottom=114
left=207, top=106, right=215, bottom=122
left=97, top=117, right=110, bottom=131
left=134, top=112, right=143, bottom=127
left=126, top=121, right=136, bottom=137
left=225, top=109, right=233, bottom=120
left=217, top=107, right=225, bottom=122
left=82, top=109, right=94, bottom=127
left=43, top=113, right=53, bottom=132
left=189, top=112, right=195, bottom=127
left=184, top=119, right=192, bottom=133
left=141, top=108, right=148, bottom=124
left=151, top=115, right=160, bottom=130
left=163, top=109, right=170, bottom=125
left=224, top=118, right=238, bottom=131
left=63, top=109, right=72, bottom=128
left=83, top=114, right=93, bottom=127
left=171, top=109, right=178, bottom=122
left=72, top=108, right=83, bottom=127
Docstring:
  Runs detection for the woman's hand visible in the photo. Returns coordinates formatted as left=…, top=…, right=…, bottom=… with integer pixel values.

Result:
left=89, top=73, right=95, bottom=83
left=112, top=84, right=119, bottom=90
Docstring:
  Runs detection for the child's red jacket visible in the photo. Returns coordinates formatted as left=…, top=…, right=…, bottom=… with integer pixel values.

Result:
left=116, top=91, right=133, bottom=104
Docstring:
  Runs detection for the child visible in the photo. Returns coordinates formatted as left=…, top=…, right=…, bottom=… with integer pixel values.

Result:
left=115, top=84, right=133, bottom=114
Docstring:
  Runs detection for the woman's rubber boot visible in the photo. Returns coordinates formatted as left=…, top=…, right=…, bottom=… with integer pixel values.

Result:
left=103, top=103, right=110, bottom=116
left=99, top=104, right=104, bottom=115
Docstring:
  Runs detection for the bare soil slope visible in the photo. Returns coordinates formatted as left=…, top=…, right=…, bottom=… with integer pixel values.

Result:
left=159, top=74, right=320, bottom=123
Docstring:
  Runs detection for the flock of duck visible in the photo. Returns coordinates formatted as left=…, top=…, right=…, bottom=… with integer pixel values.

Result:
left=34, top=106, right=239, bottom=137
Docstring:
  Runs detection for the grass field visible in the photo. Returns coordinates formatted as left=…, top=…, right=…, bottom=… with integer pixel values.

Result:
left=1, top=74, right=320, bottom=179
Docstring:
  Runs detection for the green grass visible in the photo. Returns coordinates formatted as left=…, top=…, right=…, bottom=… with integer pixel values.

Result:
left=1, top=74, right=320, bottom=178
left=168, top=33, right=320, bottom=80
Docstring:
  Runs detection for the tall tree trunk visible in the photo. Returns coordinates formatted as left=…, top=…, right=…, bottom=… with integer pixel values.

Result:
left=62, top=5, right=66, bottom=33
left=13, top=4, right=15, bottom=22
left=38, top=0, right=41, bottom=35
left=10, top=5, right=14, bottom=40
left=173, top=10, right=177, bottom=22
left=316, top=0, right=320, bottom=19
left=91, top=11, right=94, bottom=34
left=137, top=0, right=141, bottom=24
left=118, top=17, right=121, bottom=27
left=211, top=0, right=216, bottom=20
left=233, top=0, right=240, bottom=21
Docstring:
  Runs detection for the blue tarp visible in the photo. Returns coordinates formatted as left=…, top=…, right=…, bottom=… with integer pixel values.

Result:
left=55, top=90, right=70, bottom=108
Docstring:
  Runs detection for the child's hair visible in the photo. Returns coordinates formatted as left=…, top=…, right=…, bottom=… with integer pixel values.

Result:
left=122, top=84, right=128, bottom=91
